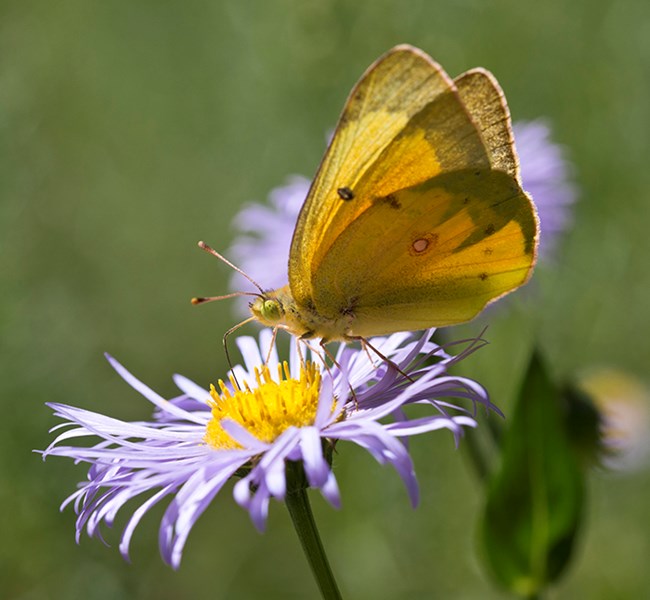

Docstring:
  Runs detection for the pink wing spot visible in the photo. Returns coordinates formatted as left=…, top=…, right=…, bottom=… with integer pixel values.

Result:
left=412, top=238, right=429, bottom=253
left=409, top=233, right=438, bottom=256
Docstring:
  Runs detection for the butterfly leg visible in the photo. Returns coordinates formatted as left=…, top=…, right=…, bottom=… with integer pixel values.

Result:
left=359, top=340, right=378, bottom=368
left=263, top=326, right=281, bottom=365
left=300, top=335, right=359, bottom=408
left=297, top=334, right=358, bottom=409
left=298, top=337, right=355, bottom=405
left=297, top=331, right=341, bottom=370
left=297, top=336, right=339, bottom=385
left=222, top=316, right=256, bottom=388
left=317, top=339, right=360, bottom=409
left=296, top=331, right=319, bottom=368
left=317, top=339, right=343, bottom=371
left=346, top=335, right=414, bottom=383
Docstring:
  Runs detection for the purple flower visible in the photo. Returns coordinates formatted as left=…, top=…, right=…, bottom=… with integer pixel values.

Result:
left=43, top=329, right=496, bottom=568
left=229, top=175, right=310, bottom=300
left=513, top=120, right=577, bottom=260
left=228, top=120, right=577, bottom=300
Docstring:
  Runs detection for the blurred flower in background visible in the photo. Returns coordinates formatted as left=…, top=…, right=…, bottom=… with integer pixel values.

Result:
left=43, top=329, right=495, bottom=568
left=228, top=120, right=577, bottom=307
left=513, top=120, right=578, bottom=261
left=577, top=367, right=650, bottom=471
left=229, top=175, right=310, bottom=297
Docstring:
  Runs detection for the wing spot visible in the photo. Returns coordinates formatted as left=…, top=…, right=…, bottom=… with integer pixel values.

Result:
left=483, top=247, right=493, bottom=256
left=375, top=193, right=401, bottom=209
left=413, top=239, right=428, bottom=252
left=337, top=186, right=355, bottom=201
left=479, top=272, right=488, bottom=281
left=410, top=233, right=438, bottom=256
left=485, top=223, right=496, bottom=235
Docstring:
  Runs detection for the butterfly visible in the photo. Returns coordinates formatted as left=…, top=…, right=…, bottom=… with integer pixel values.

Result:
left=195, top=45, right=538, bottom=358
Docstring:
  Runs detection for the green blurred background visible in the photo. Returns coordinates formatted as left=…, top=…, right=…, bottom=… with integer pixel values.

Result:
left=2, top=0, right=649, bottom=598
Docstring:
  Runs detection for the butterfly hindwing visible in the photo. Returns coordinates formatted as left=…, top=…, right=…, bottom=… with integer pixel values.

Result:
left=454, top=68, right=519, bottom=180
left=311, top=169, right=537, bottom=335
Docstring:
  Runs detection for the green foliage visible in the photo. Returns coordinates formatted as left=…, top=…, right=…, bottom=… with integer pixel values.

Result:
left=481, top=352, right=585, bottom=596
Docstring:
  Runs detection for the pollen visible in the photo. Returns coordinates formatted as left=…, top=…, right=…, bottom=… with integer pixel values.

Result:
left=204, top=362, right=323, bottom=449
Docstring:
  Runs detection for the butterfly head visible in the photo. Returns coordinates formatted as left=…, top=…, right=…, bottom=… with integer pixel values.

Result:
left=250, top=293, right=285, bottom=327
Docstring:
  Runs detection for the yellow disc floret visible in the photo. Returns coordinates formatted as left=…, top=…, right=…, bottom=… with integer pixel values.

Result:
left=205, top=362, right=323, bottom=449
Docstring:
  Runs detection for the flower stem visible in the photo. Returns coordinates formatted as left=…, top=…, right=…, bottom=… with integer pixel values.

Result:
left=285, top=462, right=342, bottom=600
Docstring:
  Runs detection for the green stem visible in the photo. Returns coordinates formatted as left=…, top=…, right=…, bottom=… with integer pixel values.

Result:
left=285, top=462, right=342, bottom=600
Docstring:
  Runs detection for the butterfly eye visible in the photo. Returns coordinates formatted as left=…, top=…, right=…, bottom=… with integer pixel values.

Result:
left=249, top=297, right=283, bottom=325
left=262, top=299, right=283, bottom=322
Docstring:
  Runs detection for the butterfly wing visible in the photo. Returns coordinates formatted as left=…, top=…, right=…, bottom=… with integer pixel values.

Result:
left=311, top=168, right=537, bottom=336
left=453, top=68, right=520, bottom=180
left=289, top=44, right=490, bottom=306
left=289, top=45, right=538, bottom=334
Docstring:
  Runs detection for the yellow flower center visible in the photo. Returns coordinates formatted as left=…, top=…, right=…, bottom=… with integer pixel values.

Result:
left=205, top=361, right=323, bottom=449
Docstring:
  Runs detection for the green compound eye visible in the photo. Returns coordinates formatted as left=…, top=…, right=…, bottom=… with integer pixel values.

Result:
left=261, top=299, right=282, bottom=321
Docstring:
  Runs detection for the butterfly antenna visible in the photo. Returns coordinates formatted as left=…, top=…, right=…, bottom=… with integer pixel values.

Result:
left=191, top=291, right=261, bottom=305
left=197, top=241, right=266, bottom=294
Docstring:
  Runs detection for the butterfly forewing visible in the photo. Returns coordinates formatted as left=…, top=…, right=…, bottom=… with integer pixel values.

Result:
left=289, top=45, right=467, bottom=306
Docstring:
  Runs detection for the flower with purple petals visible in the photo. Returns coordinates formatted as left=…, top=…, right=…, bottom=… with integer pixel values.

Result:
left=229, top=175, right=310, bottom=301
left=228, top=120, right=577, bottom=301
left=43, top=329, right=495, bottom=568
left=513, top=120, right=577, bottom=260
